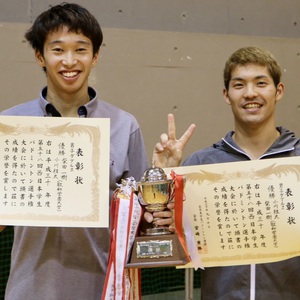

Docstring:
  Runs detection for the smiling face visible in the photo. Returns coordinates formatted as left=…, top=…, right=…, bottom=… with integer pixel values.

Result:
left=35, top=26, right=99, bottom=103
left=223, top=64, right=284, bottom=131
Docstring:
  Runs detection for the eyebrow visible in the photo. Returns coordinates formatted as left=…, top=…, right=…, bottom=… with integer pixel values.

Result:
left=231, top=75, right=270, bottom=81
left=47, top=40, right=92, bottom=46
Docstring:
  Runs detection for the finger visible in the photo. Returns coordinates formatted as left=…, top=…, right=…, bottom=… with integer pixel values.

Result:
left=155, top=217, right=174, bottom=226
left=168, top=225, right=176, bottom=233
left=154, top=142, right=165, bottom=152
left=143, top=211, right=153, bottom=223
left=160, top=133, right=169, bottom=146
left=179, top=123, right=196, bottom=147
left=167, top=113, right=176, bottom=140
left=167, top=202, right=175, bottom=210
left=153, top=210, right=173, bottom=218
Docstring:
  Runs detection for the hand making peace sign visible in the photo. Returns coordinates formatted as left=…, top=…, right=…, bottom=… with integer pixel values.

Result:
left=153, top=113, right=196, bottom=168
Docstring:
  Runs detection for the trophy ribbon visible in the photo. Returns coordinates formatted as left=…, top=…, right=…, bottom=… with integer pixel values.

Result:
left=171, top=170, right=190, bottom=259
left=102, top=178, right=142, bottom=300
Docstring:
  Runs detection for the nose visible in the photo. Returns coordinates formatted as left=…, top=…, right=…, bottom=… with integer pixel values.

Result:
left=244, top=84, right=258, bottom=99
left=62, top=51, right=77, bottom=67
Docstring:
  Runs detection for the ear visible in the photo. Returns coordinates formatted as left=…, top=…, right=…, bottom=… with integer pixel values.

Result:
left=275, top=82, right=285, bottom=102
left=35, top=50, right=45, bottom=68
left=223, top=88, right=231, bottom=105
left=91, top=50, right=100, bottom=68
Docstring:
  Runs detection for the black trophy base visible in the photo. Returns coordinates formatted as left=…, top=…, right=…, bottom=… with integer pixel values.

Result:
left=126, top=234, right=189, bottom=268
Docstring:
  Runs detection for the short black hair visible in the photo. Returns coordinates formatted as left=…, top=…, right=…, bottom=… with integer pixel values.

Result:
left=25, top=2, right=103, bottom=56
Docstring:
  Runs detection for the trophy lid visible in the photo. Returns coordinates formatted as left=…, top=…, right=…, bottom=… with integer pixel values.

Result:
left=140, top=160, right=168, bottom=182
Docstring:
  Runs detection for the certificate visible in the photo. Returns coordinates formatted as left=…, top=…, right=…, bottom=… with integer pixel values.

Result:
left=165, top=156, right=300, bottom=267
left=0, top=116, right=110, bottom=228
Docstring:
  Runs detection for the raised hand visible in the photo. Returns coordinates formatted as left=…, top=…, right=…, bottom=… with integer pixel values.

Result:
left=153, top=113, right=196, bottom=168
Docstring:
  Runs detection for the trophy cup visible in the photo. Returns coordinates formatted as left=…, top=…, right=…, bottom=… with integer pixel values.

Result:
left=127, top=161, right=189, bottom=268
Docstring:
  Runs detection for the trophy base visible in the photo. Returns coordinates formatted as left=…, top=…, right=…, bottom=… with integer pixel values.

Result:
left=126, top=234, right=189, bottom=268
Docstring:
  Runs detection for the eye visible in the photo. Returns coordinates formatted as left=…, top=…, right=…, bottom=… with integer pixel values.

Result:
left=76, top=48, right=87, bottom=52
left=257, top=81, right=267, bottom=86
left=52, top=47, right=63, bottom=53
left=232, top=82, right=244, bottom=89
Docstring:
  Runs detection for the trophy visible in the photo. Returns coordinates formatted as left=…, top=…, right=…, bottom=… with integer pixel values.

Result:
left=127, top=161, right=189, bottom=268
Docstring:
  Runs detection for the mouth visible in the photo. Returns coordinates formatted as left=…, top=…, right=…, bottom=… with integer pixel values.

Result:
left=61, top=71, right=80, bottom=78
left=243, top=103, right=262, bottom=109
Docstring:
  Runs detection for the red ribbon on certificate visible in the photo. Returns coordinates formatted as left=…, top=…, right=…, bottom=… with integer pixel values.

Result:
left=102, top=179, right=142, bottom=300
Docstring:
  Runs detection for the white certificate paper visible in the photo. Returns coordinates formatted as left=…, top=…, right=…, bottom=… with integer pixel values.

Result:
left=0, top=115, right=110, bottom=228
left=165, top=156, right=300, bottom=267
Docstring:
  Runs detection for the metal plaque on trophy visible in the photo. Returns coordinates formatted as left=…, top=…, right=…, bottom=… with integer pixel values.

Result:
left=126, top=161, right=189, bottom=268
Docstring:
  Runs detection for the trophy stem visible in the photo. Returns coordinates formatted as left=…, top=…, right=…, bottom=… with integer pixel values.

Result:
left=143, top=226, right=172, bottom=235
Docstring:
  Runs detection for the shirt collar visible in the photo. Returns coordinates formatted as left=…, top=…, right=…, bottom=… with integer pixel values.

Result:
left=39, top=87, right=99, bottom=117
